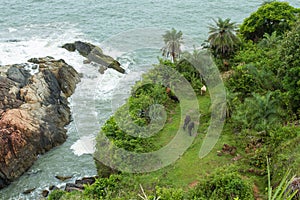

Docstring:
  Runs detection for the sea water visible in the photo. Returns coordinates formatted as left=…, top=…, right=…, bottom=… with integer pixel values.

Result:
left=0, top=0, right=299, bottom=199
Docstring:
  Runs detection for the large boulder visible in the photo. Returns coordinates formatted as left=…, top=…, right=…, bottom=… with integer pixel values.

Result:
left=6, top=66, right=31, bottom=87
left=62, top=41, right=125, bottom=74
left=62, top=41, right=96, bottom=57
left=0, top=57, right=80, bottom=189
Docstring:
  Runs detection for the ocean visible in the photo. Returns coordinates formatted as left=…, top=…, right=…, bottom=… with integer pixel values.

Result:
left=0, top=0, right=299, bottom=199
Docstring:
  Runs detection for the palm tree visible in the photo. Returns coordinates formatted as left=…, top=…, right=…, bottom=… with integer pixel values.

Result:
left=248, top=92, right=280, bottom=130
left=181, top=49, right=216, bottom=82
left=259, top=31, right=281, bottom=48
left=237, top=91, right=281, bottom=132
left=208, top=18, right=239, bottom=58
left=161, top=28, right=183, bottom=62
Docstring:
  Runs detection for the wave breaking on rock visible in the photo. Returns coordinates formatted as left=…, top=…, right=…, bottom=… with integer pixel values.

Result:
left=0, top=57, right=80, bottom=189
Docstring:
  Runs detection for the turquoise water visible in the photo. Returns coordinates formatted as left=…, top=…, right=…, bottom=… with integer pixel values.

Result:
left=0, top=0, right=300, bottom=199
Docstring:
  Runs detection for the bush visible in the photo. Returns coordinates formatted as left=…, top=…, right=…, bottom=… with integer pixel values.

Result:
left=232, top=92, right=282, bottom=132
left=279, top=21, right=300, bottom=116
left=83, top=175, right=121, bottom=199
left=48, top=190, right=66, bottom=200
left=271, top=134, right=300, bottom=184
left=188, top=167, right=254, bottom=200
left=239, top=1, right=299, bottom=41
left=155, top=186, right=184, bottom=200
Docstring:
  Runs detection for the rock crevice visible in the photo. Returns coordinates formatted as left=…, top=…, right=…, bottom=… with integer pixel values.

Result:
left=0, top=57, right=80, bottom=189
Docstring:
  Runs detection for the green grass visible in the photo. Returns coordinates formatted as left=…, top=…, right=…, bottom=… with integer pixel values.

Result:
left=114, top=93, right=238, bottom=190
left=61, top=93, right=261, bottom=199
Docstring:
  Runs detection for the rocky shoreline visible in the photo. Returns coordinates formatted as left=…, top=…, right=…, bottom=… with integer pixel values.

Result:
left=22, top=175, right=98, bottom=198
left=0, top=56, right=81, bottom=189
left=0, top=41, right=124, bottom=195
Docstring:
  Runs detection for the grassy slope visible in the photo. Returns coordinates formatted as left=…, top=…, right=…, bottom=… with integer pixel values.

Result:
left=129, top=94, right=232, bottom=188
left=61, top=93, right=264, bottom=199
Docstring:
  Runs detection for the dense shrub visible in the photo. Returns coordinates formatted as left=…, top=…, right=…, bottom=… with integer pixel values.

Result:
left=155, top=186, right=184, bottom=200
left=239, top=1, right=299, bottom=41
left=279, top=22, right=300, bottom=116
left=232, top=92, right=282, bottom=132
left=188, top=167, right=254, bottom=200
left=83, top=175, right=121, bottom=199
left=48, top=190, right=66, bottom=200
left=271, top=134, right=300, bottom=184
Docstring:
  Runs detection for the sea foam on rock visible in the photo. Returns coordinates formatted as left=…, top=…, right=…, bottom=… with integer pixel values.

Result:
left=62, top=41, right=125, bottom=74
left=0, top=57, right=80, bottom=189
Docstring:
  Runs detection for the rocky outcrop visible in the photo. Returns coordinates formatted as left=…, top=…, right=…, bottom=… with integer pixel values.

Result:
left=0, top=57, right=80, bottom=189
left=45, top=176, right=97, bottom=197
left=62, top=41, right=125, bottom=74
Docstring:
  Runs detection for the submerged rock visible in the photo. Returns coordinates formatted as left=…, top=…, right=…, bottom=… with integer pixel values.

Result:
left=47, top=176, right=98, bottom=197
left=49, top=185, right=59, bottom=191
left=55, top=175, right=73, bottom=181
left=42, top=189, right=49, bottom=197
left=75, top=176, right=97, bottom=185
left=62, top=41, right=96, bottom=57
left=62, top=41, right=125, bottom=74
left=23, top=187, right=36, bottom=195
left=0, top=57, right=80, bottom=189
left=65, top=183, right=84, bottom=192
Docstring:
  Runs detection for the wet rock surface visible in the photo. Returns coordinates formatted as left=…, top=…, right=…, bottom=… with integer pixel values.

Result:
left=0, top=57, right=80, bottom=189
left=49, top=176, right=97, bottom=196
left=62, top=41, right=125, bottom=74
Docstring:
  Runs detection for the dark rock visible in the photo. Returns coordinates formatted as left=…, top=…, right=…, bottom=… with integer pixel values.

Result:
left=28, top=56, right=55, bottom=64
left=49, top=185, right=59, bottom=191
left=62, top=41, right=95, bottom=57
left=75, top=177, right=96, bottom=185
left=42, top=189, right=49, bottom=197
left=6, top=66, right=31, bottom=87
left=0, top=174, right=9, bottom=189
left=98, top=66, right=106, bottom=74
left=6, top=39, right=21, bottom=43
left=62, top=41, right=125, bottom=74
left=23, top=187, right=36, bottom=194
left=83, top=60, right=91, bottom=64
left=74, top=41, right=96, bottom=57
left=62, top=43, right=76, bottom=52
left=65, top=183, right=84, bottom=192
left=78, top=73, right=84, bottom=78
left=55, top=175, right=73, bottom=181
left=0, top=76, right=23, bottom=111
left=87, top=47, right=125, bottom=74
left=57, top=63, right=81, bottom=97
left=0, top=57, right=80, bottom=189
left=32, top=65, right=38, bottom=70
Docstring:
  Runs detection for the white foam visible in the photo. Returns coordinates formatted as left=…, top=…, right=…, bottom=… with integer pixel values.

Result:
left=0, top=23, right=84, bottom=67
left=0, top=24, right=145, bottom=159
left=8, top=27, right=17, bottom=33
left=71, top=135, right=96, bottom=156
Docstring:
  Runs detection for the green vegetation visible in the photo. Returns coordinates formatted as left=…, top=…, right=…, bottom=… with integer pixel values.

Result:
left=239, top=1, right=300, bottom=41
left=267, top=157, right=298, bottom=200
left=51, top=2, right=300, bottom=200
left=208, top=17, right=240, bottom=59
left=48, top=190, right=66, bottom=200
left=188, top=166, right=254, bottom=200
left=161, top=28, right=183, bottom=62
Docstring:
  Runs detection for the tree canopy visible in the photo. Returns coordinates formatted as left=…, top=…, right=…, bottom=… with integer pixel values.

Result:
left=161, top=28, right=183, bottom=62
left=240, top=1, right=300, bottom=41
left=279, top=21, right=300, bottom=115
left=208, top=17, right=239, bottom=58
